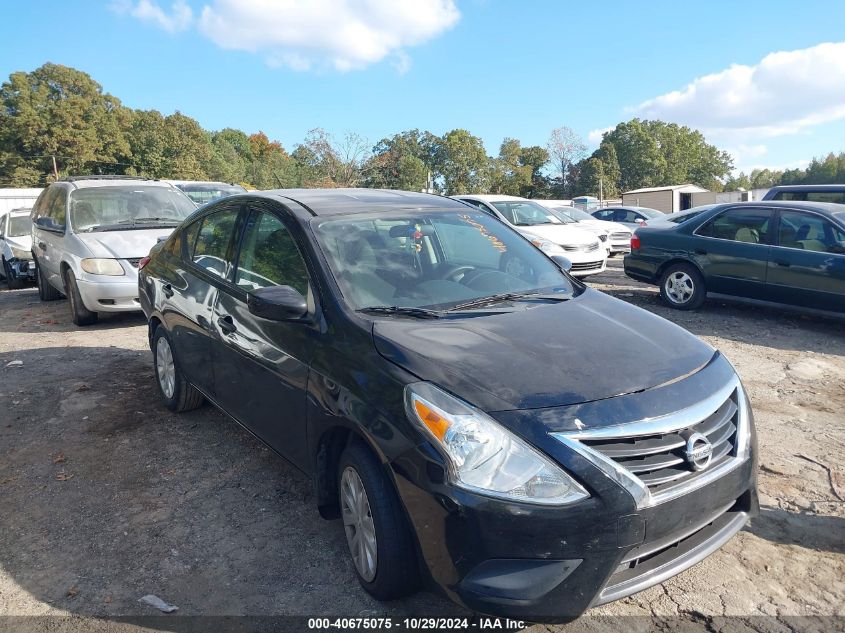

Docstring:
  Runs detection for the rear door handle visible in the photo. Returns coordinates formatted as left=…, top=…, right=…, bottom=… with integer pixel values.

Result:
left=162, top=283, right=174, bottom=298
left=217, top=315, right=237, bottom=334
left=774, top=259, right=791, bottom=267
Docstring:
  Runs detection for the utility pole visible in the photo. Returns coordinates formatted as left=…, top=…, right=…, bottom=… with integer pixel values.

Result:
left=51, top=155, right=59, bottom=180
left=599, top=178, right=604, bottom=207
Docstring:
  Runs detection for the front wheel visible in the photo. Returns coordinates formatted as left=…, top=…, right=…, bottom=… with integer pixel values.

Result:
left=339, top=442, right=418, bottom=600
left=659, top=263, right=706, bottom=310
left=64, top=269, right=98, bottom=326
left=152, top=327, right=204, bottom=412
left=36, top=258, right=62, bottom=301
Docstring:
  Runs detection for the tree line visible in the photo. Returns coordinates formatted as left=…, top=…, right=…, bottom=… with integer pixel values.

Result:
left=0, top=63, right=840, bottom=197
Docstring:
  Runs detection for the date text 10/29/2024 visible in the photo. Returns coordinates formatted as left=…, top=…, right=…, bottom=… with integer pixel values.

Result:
left=308, top=617, right=527, bottom=630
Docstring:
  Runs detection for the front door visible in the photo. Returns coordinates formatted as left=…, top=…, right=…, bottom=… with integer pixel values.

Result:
left=211, top=203, right=315, bottom=470
left=692, top=206, right=774, bottom=299
left=32, top=186, right=69, bottom=288
left=766, top=209, right=845, bottom=312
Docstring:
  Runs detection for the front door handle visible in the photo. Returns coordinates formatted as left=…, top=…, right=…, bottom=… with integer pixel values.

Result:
left=38, top=241, right=47, bottom=250
left=162, top=283, right=174, bottom=298
left=774, top=259, right=791, bottom=267
left=217, top=315, right=237, bottom=334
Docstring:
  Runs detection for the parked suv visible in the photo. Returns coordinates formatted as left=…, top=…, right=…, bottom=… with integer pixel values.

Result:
left=139, top=188, right=758, bottom=622
left=31, top=176, right=196, bottom=325
left=0, top=207, right=35, bottom=288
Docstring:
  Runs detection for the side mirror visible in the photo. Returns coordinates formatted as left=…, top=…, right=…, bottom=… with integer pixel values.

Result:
left=247, top=285, right=308, bottom=321
left=550, top=255, right=572, bottom=273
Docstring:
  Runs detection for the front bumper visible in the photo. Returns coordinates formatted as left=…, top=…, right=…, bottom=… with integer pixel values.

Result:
left=76, top=278, right=142, bottom=312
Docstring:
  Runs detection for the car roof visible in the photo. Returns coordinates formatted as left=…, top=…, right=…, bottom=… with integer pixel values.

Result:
left=7, top=207, right=32, bottom=215
left=451, top=194, right=531, bottom=202
left=167, top=180, right=245, bottom=187
left=767, top=184, right=845, bottom=192
left=710, top=200, right=845, bottom=215
left=60, top=176, right=177, bottom=190
left=253, top=188, right=468, bottom=216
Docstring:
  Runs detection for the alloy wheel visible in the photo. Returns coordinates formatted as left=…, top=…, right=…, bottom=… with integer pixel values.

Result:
left=341, top=466, right=378, bottom=582
left=156, top=337, right=176, bottom=399
left=665, top=271, right=695, bottom=304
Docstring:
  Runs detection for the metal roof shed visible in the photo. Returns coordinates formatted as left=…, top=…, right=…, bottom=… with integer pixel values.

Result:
left=621, top=184, right=708, bottom=213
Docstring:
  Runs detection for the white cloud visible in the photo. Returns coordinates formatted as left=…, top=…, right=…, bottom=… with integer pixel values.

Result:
left=195, top=0, right=460, bottom=72
left=634, top=41, right=845, bottom=141
left=588, top=126, right=614, bottom=145
left=112, top=0, right=194, bottom=33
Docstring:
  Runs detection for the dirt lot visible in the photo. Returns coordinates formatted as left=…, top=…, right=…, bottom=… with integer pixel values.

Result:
left=1, top=260, right=843, bottom=632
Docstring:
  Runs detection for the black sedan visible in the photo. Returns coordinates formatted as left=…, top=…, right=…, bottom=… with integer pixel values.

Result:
left=138, top=189, right=757, bottom=621
left=624, top=201, right=845, bottom=313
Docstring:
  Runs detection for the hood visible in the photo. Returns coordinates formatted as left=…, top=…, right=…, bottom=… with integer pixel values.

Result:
left=581, top=219, right=629, bottom=234
left=373, top=289, right=714, bottom=412
left=519, top=224, right=597, bottom=247
left=76, top=228, right=175, bottom=259
left=5, top=235, right=32, bottom=251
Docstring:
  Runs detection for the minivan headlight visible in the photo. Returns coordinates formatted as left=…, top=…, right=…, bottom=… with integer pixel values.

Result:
left=405, top=382, right=589, bottom=505
left=80, top=258, right=125, bottom=276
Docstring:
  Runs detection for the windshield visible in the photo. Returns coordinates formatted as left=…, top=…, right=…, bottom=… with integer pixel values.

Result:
left=543, top=207, right=578, bottom=224
left=8, top=215, right=32, bottom=237
left=491, top=200, right=561, bottom=226
left=176, top=183, right=247, bottom=206
left=312, top=209, right=575, bottom=311
left=70, top=186, right=196, bottom=232
left=557, top=207, right=593, bottom=222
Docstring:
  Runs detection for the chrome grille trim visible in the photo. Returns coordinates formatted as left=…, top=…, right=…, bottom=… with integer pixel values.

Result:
left=551, top=376, right=751, bottom=509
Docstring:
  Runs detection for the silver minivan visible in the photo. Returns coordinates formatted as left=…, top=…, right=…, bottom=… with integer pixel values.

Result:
left=31, top=176, right=197, bottom=325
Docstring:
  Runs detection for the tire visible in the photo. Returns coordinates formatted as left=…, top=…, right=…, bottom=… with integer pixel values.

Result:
left=2, top=258, right=22, bottom=290
left=152, top=327, right=204, bottom=413
left=338, top=442, right=419, bottom=600
left=659, top=262, right=707, bottom=310
left=64, top=269, right=98, bottom=326
left=36, top=257, right=62, bottom=301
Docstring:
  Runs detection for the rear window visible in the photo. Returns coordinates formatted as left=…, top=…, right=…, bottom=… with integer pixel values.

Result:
left=770, top=191, right=845, bottom=204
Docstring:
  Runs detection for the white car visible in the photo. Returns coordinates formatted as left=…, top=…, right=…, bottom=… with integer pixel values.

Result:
left=0, top=207, right=35, bottom=288
left=539, top=201, right=633, bottom=256
left=31, top=176, right=196, bottom=325
left=451, top=194, right=607, bottom=277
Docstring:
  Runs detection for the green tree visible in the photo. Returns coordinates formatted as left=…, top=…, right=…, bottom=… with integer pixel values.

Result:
left=0, top=63, right=131, bottom=184
left=434, top=129, right=490, bottom=195
left=364, top=129, right=437, bottom=191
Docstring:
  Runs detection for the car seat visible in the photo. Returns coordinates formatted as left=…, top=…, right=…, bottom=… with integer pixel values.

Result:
left=734, top=227, right=760, bottom=243
left=796, top=224, right=827, bottom=252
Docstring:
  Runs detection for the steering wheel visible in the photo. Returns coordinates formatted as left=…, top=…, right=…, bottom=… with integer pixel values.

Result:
left=440, top=264, right=475, bottom=282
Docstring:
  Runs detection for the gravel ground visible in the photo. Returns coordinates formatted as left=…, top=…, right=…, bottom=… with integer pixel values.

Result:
left=0, top=260, right=843, bottom=632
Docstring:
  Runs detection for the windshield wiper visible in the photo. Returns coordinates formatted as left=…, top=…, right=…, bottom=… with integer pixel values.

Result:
left=448, top=291, right=570, bottom=311
left=358, top=306, right=442, bottom=319
left=133, top=217, right=180, bottom=224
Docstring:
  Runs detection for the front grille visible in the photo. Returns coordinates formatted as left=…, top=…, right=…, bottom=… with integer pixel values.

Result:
left=581, top=390, right=739, bottom=494
left=561, top=242, right=600, bottom=253
left=125, top=258, right=142, bottom=268
left=570, top=260, right=604, bottom=272
left=611, top=231, right=632, bottom=241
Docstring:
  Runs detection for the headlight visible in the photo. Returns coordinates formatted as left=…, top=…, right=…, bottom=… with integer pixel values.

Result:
left=529, top=237, right=565, bottom=255
left=405, top=382, right=589, bottom=505
left=80, top=258, right=125, bottom=276
left=10, top=246, right=31, bottom=260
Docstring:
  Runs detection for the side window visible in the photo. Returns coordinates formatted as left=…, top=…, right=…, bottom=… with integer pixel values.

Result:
left=594, top=210, right=612, bottom=221
left=182, top=219, right=202, bottom=258
left=235, top=210, right=308, bottom=295
left=778, top=210, right=845, bottom=254
left=697, top=207, right=773, bottom=244
left=191, top=209, right=239, bottom=278
left=0, top=214, right=6, bottom=237
left=48, top=187, right=68, bottom=229
left=32, top=187, right=57, bottom=225
left=461, top=199, right=497, bottom=217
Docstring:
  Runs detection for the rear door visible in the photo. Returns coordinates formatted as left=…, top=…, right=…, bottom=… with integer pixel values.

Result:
left=766, top=209, right=845, bottom=312
left=692, top=206, right=774, bottom=299
left=210, top=201, right=314, bottom=470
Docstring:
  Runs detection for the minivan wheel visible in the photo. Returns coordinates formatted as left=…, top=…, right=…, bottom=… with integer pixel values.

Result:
left=338, top=442, right=418, bottom=600
left=152, top=328, right=204, bottom=413
left=64, top=269, right=98, bottom=326
left=36, top=258, right=62, bottom=301
left=659, top=263, right=706, bottom=310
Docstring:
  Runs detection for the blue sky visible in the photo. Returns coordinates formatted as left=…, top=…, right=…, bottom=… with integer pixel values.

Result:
left=2, top=0, right=845, bottom=175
